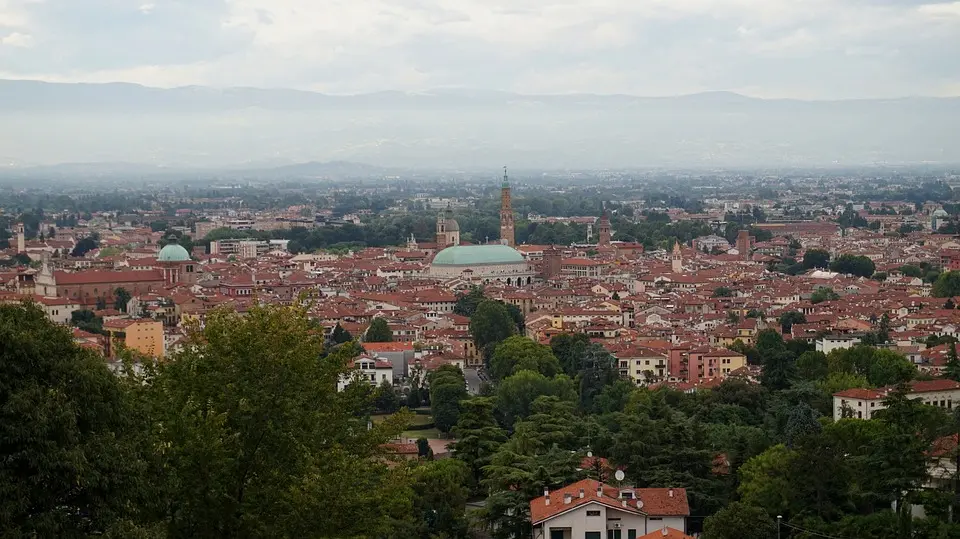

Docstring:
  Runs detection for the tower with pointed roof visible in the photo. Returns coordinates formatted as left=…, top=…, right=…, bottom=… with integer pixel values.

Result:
left=500, top=166, right=515, bottom=247
left=672, top=241, right=683, bottom=273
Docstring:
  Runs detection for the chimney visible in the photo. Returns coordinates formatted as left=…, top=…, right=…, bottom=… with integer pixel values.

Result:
left=621, top=500, right=627, bottom=507
left=578, top=488, right=585, bottom=499
left=669, top=488, right=674, bottom=498
left=596, top=486, right=603, bottom=498
left=564, top=493, right=572, bottom=505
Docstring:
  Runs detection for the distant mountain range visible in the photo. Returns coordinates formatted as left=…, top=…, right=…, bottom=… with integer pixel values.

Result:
left=1, top=79, right=959, bottom=170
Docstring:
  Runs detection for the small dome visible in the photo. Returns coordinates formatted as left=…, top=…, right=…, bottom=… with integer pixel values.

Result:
left=444, top=219, right=460, bottom=232
left=432, top=245, right=524, bottom=266
left=158, top=241, right=191, bottom=262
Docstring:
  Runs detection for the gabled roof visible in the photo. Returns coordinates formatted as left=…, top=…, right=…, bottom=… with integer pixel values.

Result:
left=530, top=478, right=689, bottom=525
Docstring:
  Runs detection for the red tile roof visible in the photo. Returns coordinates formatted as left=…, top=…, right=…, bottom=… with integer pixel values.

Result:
left=639, top=528, right=695, bottom=539
left=54, top=269, right=164, bottom=284
left=530, top=478, right=689, bottom=525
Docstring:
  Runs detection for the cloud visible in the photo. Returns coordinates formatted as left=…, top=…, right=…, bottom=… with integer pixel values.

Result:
left=1, top=31, right=31, bottom=47
left=0, top=0, right=957, bottom=98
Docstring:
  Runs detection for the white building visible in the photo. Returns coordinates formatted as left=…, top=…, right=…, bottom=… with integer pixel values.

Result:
left=530, top=479, right=690, bottom=539
left=337, top=355, right=394, bottom=391
left=816, top=335, right=862, bottom=354
left=429, top=245, right=537, bottom=287
left=832, top=379, right=960, bottom=421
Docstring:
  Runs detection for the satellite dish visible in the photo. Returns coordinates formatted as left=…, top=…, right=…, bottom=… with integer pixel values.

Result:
left=614, top=470, right=625, bottom=482
left=636, top=499, right=644, bottom=510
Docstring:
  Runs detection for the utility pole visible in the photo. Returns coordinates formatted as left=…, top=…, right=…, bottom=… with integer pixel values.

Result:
left=777, top=515, right=782, bottom=539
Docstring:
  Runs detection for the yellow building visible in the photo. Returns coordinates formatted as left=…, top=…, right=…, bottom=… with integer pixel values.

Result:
left=103, top=318, right=164, bottom=358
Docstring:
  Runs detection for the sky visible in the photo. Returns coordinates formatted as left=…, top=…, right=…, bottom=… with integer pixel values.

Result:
left=0, top=0, right=959, bottom=99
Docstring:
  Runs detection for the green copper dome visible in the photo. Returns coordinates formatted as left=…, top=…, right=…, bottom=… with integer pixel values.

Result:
left=432, top=245, right=524, bottom=266
left=158, top=242, right=191, bottom=262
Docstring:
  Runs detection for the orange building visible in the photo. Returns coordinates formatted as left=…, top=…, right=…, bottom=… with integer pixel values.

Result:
left=103, top=318, right=165, bottom=358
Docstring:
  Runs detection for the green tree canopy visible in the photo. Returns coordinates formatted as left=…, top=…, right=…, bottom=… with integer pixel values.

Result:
left=802, top=248, right=831, bottom=269
left=713, top=286, right=734, bottom=298
left=430, top=365, right=468, bottom=433
left=451, top=397, right=508, bottom=488
left=0, top=303, right=149, bottom=537
left=495, top=370, right=576, bottom=428
left=330, top=322, right=353, bottom=344
left=365, top=317, right=394, bottom=342
left=453, top=286, right=486, bottom=316
left=830, top=254, right=877, bottom=277
left=811, top=287, right=840, bottom=304
left=143, top=303, right=415, bottom=537
left=779, top=311, right=807, bottom=333
left=933, top=271, right=960, bottom=298
left=489, top=336, right=560, bottom=381
left=470, top=300, right=516, bottom=360
left=114, top=287, right=132, bottom=312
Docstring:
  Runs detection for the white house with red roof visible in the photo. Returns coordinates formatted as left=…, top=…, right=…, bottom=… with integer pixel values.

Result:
left=337, top=355, right=394, bottom=391
left=833, top=379, right=960, bottom=421
left=529, top=478, right=690, bottom=539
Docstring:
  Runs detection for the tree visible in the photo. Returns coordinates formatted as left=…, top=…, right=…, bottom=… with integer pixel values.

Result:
left=550, top=332, right=591, bottom=377
left=577, top=343, right=621, bottom=412
left=755, top=329, right=787, bottom=363
left=0, top=303, right=150, bottom=537
left=900, top=264, right=924, bottom=278
left=713, top=286, right=734, bottom=298
left=779, top=311, right=807, bottom=333
left=410, top=459, right=470, bottom=538
left=71, top=236, right=99, bottom=257
left=114, top=287, right=131, bottom=312
left=330, top=322, right=353, bottom=344
left=470, top=300, right=516, bottom=361
left=867, top=349, right=916, bottom=387
left=737, top=444, right=794, bottom=515
left=149, top=220, right=168, bottom=232
left=430, top=365, right=468, bottom=434
left=945, top=298, right=957, bottom=310
left=796, top=350, right=829, bottom=381
left=489, top=336, right=560, bottom=381
left=811, top=287, right=840, bottom=304
left=830, top=254, right=876, bottom=277
left=453, top=286, right=486, bottom=316
left=373, top=378, right=401, bottom=414
left=365, top=317, right=393, bottom=342
left=803, top=248, right=831, bottom=269
left=871, top=385, right=935, bottom=536
left=495, top=370, right=576, bottom=427
left=95, top=296, right=107, bottom=311
left=933, top=272, right=960, bottom=298
left=451, top=397, right=508, bottom=487
left=416, top=438, right=433, bottom=459
left=144, top=303, right=415, bottom=537
left=761, top=351, right=797, bottom=390
left=946, top=343, right=960, bottom=382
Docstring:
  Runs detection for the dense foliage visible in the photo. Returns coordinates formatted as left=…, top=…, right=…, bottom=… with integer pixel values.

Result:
left=0, top=302, right=466, bottom=538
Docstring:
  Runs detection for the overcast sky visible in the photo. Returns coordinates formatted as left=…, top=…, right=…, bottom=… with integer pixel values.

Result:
left=0, top=0, right=958, bottom=99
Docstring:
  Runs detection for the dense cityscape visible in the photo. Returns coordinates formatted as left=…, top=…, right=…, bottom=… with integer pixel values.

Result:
left=3, top=166, right=960, bottom=538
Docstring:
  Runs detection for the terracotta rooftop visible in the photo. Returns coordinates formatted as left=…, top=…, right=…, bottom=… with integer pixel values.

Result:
left=530, top=478, right=689, bottom=525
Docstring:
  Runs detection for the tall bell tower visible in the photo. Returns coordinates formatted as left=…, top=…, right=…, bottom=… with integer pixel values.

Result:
left=499, top=166, right=515, bottom=247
